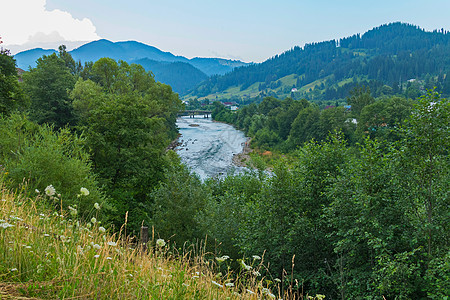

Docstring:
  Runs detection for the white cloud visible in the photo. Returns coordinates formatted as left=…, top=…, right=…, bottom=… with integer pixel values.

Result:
left=0, top=0, right=100, bottom=46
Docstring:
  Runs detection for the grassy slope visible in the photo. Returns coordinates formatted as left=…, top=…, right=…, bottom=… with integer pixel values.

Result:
left=184, top=73, right=363, bottom=102
left=0, top=183, right=275, bottom=299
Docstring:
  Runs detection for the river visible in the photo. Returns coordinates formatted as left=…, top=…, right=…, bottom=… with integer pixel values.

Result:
left=175, top=115, right=248, bottom=180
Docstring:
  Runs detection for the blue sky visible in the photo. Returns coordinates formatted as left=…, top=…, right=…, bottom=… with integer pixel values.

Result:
left=2, top=0, right=450, bottom=62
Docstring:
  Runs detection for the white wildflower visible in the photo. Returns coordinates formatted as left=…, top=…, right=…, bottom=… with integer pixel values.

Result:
left=99, top=226, right=106, bottom=233
left=35, top=189, right=40, bottom=193
left=93, top=244, right=101, bottom=250
left=106, top=257, right=112, bottom=260
left=215, top=255, right=229, bottom=263
left=91, top=217, right=97, bottom=224
left=94, top=254, right=100, bottom=258
left=45, top=185, right=56, bottom=196
left=80, top=187, right=90, bottom=196
left=274, top=278, right=281, bottom=283
left=252, top=255, right=261, bottom=260
left=10, top=268, right=18, bottom=272
left=240, top=260, right=252, bottom=271
left=262, top=288, right=276, bottom=298
left=0, top=223, right=14, bottom=229
left=68, top=206, right=77, bottom=216
left=36, top=264, right=43, bottom=274
left=246, top=289, right=255, bottom=295
left=9, top=216, right=23, bottom=221
left=94, top=202, right=100, bottom=210
left=211, top=280, right=223, bottom=288
left=156, top=239, right=166, bottom=247
left=107, top=241, right=117, bottom=247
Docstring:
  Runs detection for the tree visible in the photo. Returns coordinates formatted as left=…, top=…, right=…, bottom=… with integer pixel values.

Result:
left=346, top=86, right=375, bottom=116
left=151, top=162, right=208, bottom=246
left=22, top=53, right=76, bottom=129
left=356, top=96, right=412, bottom=142
left=287, top=106, right=320, bottom=147
left=71, top=59, right=183, bottom=230
left=397, top=90, right=449, bottom=257
left=0, top=47, right=27, bottom=115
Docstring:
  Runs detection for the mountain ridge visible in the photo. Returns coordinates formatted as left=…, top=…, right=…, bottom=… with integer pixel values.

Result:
left=188, top=22, right=450, bottom=101
left=14, top=39, right=249, bottom=76
left=14, top=39, right=249, bottom=94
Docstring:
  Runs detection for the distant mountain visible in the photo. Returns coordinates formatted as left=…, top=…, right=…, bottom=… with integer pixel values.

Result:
left=14, top=39, right=248, bottom=74
left=69, top=39, right=189, bottom=66
left=14, top=48, right=57, bottom=71
left=132, top=58, right=208, bottom=94
left=14, top=39, right=248, bottom=94
left=189, top=22, right=450, bottom=101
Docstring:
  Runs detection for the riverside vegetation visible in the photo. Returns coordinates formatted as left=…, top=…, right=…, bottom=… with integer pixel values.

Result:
left=1, top=35, right=449, bottom=299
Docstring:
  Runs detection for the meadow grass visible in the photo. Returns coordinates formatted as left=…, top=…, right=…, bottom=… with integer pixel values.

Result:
left=0, top=184, right=277, bottom=299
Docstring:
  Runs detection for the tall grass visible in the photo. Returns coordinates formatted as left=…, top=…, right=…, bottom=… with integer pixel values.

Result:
left=0, top=182, right=280, bottom=299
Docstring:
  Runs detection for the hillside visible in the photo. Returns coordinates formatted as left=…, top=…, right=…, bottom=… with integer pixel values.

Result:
left=188, top=22, right=450, bottom=102
left=0, top=185, right=271, bottom=299
left=132, top=58, right=208, bottom=94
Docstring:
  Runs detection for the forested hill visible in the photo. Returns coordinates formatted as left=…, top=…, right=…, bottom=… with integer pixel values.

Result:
left=132, top=58, right=208, bottom=94
left=190, top=23, right=450, bottom=100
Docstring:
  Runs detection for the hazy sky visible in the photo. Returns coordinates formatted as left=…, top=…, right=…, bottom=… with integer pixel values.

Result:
left=2, top=0, right=450, bottom=62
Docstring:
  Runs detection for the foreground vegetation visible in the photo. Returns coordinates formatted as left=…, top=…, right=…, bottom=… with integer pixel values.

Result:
left=0, top=183, right=287, bottom=299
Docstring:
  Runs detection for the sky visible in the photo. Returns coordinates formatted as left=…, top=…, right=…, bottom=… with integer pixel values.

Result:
left=2, top=0, right=450, bottom=62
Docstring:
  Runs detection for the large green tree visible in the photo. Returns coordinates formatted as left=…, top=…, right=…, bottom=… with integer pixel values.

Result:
left=71, top=58, right=183, bottom=230
left=22, top=52, right=76, bottom=129
left=0, top=47, right=26, bottom=115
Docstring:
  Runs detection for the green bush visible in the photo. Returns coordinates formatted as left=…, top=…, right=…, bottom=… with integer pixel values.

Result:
left=0, top=113, right=109, bottom=221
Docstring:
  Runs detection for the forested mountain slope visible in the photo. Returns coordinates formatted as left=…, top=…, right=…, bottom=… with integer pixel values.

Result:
left=190, top=23, right=450, bottom=101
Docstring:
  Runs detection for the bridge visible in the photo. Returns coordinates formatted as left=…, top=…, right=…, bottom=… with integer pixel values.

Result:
left=179, top=110, right=212, bottom=118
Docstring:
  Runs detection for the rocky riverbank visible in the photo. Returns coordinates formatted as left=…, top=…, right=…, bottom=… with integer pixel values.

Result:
left=232, top=138, right=252, bottom=167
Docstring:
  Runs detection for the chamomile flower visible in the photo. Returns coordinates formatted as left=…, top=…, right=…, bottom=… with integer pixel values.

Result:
left=80, top=187, right=90, bottom=196
left=45, top=185, right=56, bottom=196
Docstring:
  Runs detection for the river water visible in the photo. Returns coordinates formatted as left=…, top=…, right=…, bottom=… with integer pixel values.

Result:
left=175, top=116, right=248, bottom=180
